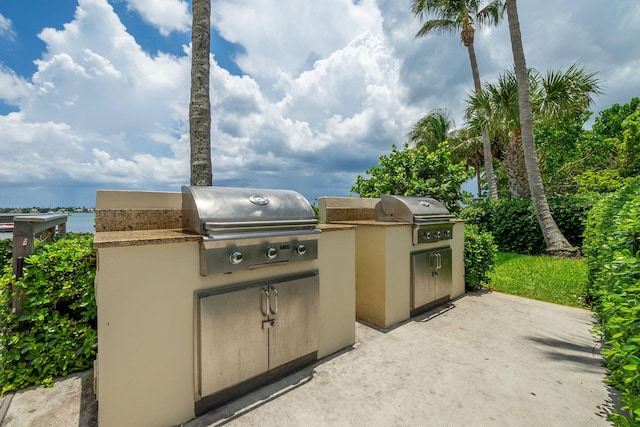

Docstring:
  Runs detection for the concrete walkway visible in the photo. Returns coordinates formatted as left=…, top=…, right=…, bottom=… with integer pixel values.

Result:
left=0, top=291, right=618, bottom=426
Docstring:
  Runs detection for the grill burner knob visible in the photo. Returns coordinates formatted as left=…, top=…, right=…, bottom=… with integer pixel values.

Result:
left=295, top=243, right=306, bottom=255
left=229, top=250, right=244, bottom=265
left=423, top=231, right=431, bottom=240
left=444, top=229, right=451, bottom=238
left=265, top=247, right=278, bottom=260
left=435, top=230, right=442, bottom=239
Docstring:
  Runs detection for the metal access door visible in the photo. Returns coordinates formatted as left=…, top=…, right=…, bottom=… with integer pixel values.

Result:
left=197, top=272, right=319, bottom=398
left=410, top=247, right=452, bottom=314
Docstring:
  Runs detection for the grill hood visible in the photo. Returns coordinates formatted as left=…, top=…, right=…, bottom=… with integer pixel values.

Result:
left=375, top=195, right=451, bottom=223
left=182, top=186, right=318, bottom=236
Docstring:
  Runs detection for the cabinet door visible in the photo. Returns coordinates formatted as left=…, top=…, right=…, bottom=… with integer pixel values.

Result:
left=268, top=274, right=319, bottom=369
left=411, top=250, right=437, bottom=310
left=198, top=285, right=269, bottom=397
left=434, top=248, right=452, bottom=301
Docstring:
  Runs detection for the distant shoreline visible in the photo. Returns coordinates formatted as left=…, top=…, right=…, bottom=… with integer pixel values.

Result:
left=0, top=212, right=96, bottom=236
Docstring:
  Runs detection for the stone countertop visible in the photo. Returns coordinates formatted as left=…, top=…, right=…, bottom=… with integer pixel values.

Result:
left=94, top=229, right=200, bottom=248
left=328, top=218, right=466, bottom=226
left=317, top=224, right=357, bottom=232
left=94, top=224, right=357, bottom=248
left=326, top=220, right=410, bottom=227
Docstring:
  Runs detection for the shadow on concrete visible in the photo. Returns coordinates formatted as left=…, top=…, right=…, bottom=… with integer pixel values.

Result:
left=79, top=370, right=98, bottom=427
left=525, top=335, right=604, bottom=373
left=356, top=301, right=458, bottom=335
left=181, top=366, right=316, bottom=427
left=524, top=334, right=624, bottom=423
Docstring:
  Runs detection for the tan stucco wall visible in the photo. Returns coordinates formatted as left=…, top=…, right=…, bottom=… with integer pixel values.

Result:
left=95, top=190, right=181, bottom=209
left=384, top=225, right=412, bottom=326
left=353, top=224, right=413, bottom=328
left=451, top=220, right=465, bottom=299
left=95, top=242, right=198, bottom=427
left=353, top=225, right=387, bottom=326
left=317, top=227, right=356, bottom=358
left=317, top=196, right=379, bottom=223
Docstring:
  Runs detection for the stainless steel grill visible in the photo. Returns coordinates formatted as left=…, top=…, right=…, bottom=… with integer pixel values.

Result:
left=182, top=186, right=320, bottom=275
left=375, top=194, right=455, bottom=315
left=375, top=195, right=453, bottom=244
left=183, top=185, right=321, bottom=413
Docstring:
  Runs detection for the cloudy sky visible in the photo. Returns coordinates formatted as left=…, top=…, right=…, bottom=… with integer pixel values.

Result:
left=0, top=0, right=638, bottom=208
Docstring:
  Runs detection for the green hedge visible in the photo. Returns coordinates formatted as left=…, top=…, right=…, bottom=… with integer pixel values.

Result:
left=0, top=233, right=97, bottom=395
left=460, top=194, right=597, bottom=254
left=583, top=177, right=640, bottom=425
left=463, top=224, right=497, bottom=291
left=0, top=239, right=11, bottom=268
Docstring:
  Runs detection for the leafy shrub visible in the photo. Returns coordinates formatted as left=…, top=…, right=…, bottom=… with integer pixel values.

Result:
left=0, top=232, right=97, bottom=395
left=351, top=142, right=473, bottom=213
left=460, top=194, right=596, bottom=255
left=583, top=177, right=640, bottom=425
left=463, top=224, right=497, bottom=291
left=621, top=107, right=640, bottom=177
left=576, top=169, right=633, bottom=195
left=0, top=238, right=11, bottom=268
left=547, top=194, right=599, bottom=248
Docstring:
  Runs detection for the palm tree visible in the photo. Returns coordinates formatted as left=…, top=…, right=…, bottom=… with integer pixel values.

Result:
left=409, top=108, right=455, bottom=152
left=409, top=110, right=484, bottom=196
left=466, top=66, right=601, bottom=199
left=411, top=0, right=503, bottom=199
left=504, top=0, right=576, bottom=256
left=448, top=127, right=485, bottom=196
left=190, top=0, right=212, bottom=186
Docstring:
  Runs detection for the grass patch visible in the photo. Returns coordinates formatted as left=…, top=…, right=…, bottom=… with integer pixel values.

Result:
left=487, top=252, right=588, bottom=308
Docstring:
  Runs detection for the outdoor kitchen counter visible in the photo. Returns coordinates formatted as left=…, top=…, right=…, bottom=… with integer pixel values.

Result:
left=322, top=219, right=466, bottom=328
left=93, top=228, right=200, bottom=248
left=94, top=224, right=356, bottom=249
left=93, top=221, right=356, bottom=427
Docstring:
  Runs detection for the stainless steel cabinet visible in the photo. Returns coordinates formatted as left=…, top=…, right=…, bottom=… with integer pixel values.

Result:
left=410, top=247, right=452, bottom=314
left=197, top=273, right=319, bottom=398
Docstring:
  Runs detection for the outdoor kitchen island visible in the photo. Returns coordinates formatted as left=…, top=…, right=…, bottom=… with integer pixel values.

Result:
left=318, top=196, right=465, bottom=329
left=93, top=190, right=356, bottom=427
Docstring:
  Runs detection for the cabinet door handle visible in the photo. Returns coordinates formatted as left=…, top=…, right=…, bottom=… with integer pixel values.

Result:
left=269, top=286, right=278, bottom=315
left=261, top=288, right=270, bottom=316
left=429, top=253, right=442, bottom=269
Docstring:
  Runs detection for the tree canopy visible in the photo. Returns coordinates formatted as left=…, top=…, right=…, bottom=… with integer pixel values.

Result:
left=351, top=142, right=472, bottom=212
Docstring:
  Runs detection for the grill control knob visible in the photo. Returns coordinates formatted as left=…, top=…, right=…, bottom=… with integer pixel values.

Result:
left=229, top=250, right=244, bottom=265
left=423, top=231, right=431, bottom=240
left=295, top=243, right=306, bottom=255
left=265, top=247, right=278, bottom=260
left=444, top=229, right=451, bottom=238
left=435, top=230, right=442, bottom=239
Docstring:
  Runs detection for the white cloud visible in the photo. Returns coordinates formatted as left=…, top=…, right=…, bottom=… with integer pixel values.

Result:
left=0, top=65, right=33, bottom=104
left=0, top=0, right=639, bottom=207
left=0, top=13, right=15, bottom=40
left=25, top=0, right=190, bottom=142
left=124, top=0, right=191, bottom=35
left=211, top=0, right=383, bottom=86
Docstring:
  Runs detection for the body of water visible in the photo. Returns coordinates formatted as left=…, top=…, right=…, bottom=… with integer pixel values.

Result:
left=0, top=212, right=95, bottom=239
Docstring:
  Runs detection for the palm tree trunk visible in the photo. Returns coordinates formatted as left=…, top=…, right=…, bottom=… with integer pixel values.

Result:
left=505, top=0, right=577, bottom=256
left=466, top=42, right=498, bottom=199
left=190, top=0, right=212, bottom=186
left=504, top=128, right=530, bottom=198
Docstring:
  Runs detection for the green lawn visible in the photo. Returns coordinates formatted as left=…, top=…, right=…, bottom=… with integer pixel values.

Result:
left=487, top=252, right=588, bottom=308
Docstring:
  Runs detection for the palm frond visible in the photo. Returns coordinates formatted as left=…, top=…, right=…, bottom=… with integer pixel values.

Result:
left=476, top=0, right=505, bottom=27
left=416, top=19, right=460, bottom=38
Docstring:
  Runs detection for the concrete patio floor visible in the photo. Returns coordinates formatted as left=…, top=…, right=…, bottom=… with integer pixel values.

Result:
left=0, top=291, right=619, bottom=426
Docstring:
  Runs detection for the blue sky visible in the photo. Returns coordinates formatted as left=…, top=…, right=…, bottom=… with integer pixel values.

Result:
left=0, top=0, right=639, bottom=208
